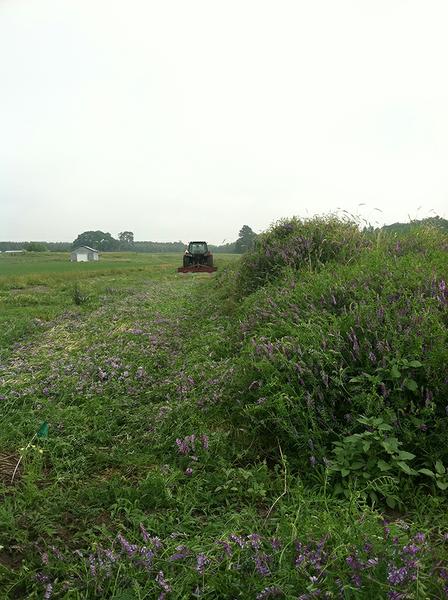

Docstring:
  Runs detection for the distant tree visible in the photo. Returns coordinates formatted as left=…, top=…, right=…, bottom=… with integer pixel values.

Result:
left=24, top=241, right=47, bottom=252
left=380, top=216, right=448, bottom=234
left=72, top=231, right=119, bottom=252
left=132, top=241, right=185, bottom=253
left=235, top=225, right=257, bottom=253
left=118, top=231, right=135, bottom=248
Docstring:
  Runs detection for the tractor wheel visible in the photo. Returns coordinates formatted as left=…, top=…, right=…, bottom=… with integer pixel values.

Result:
left=183, top=256, right=191, bottom=268
left=206, top=255, right=214, bottom=267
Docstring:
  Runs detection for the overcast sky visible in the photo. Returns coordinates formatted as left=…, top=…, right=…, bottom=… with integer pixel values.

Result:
left=1, top=0, right=447, bottom=243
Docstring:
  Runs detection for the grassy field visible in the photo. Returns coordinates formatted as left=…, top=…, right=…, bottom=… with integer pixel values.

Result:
left=0, top=232, right=447, bottom=599
left=0, top=252, right=237, bottom=361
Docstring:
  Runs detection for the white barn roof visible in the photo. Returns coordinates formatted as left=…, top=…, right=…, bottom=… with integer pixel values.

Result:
left=72, top=246, right=98, bottom=253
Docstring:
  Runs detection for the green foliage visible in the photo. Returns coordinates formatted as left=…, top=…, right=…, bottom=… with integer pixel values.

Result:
left=235, top=215, right=367, bottom=296
left=72, top=230, right=120, bottom=251
left=330, top=416, right=417, bottom=507
left=24, top=241, right=48, bottom=252
left=118, top=230, right=135, bottom=249
left=71, top=282, right=90, bottom=305
left=219, top=217, right=448, bottom=506
left=235, top=225, right=257, bottom=254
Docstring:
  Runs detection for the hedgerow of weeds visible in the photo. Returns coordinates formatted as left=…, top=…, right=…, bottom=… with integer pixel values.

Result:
left=219, top=219, right=448, bottom=508
left=235, top=216, right=367, bottom=297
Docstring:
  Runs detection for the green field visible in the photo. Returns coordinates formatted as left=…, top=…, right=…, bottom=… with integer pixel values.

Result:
left=0, top=230, right=447, bottom=599
left=0, top=252, right=238, bottom=361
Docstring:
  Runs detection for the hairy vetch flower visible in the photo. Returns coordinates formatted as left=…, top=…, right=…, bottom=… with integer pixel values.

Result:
left=196, top=552, right=209, bottom=575
left=140, top=523, right=150, bottom=543
left=248, top=533, right=262, bottom=549
left=117, top=533, right=138, bottom=556
left=254, top=552, right=271, bottom=577
left=156, top=571, right=172, bottom=593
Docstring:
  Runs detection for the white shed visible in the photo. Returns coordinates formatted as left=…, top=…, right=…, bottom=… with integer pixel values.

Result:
left=70, top=246, right=99, bottom=262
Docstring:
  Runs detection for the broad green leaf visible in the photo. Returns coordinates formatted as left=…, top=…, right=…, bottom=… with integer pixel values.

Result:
left=382, top=438, right=399, bottom=454
left=397, top=451, right=415, bottom=461
left=377, top=460, right=391, bottom=472
left=435, top=461, right=446, bottom=475
left=386, top=496, right=396, bottom=509
left=436, top=481, right=448, bottom=490
left=408, top=360, right=423, bottom=368
left=397, top=461, right=413, bottom=474
left=341, top=468, right=350, bottom=477
left=418, top=468, right=435, bottom=478
left=350, top=462, right=364, bottom=470
left=390, top=365, right=401, bottom=379
left=404, top=379, right=418, bottom=393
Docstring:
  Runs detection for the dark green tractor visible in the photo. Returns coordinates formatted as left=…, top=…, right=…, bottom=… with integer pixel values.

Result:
left=178, top=241, right=217, bottom=273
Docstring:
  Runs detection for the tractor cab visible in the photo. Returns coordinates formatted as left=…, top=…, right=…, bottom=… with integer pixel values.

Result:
left=187, top=241, right=209, bottom=255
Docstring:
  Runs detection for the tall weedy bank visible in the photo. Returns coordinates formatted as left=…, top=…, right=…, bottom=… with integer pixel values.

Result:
left=216, top=216, right=448, bottom=508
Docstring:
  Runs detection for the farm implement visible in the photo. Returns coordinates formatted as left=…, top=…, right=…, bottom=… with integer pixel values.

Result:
left=177, top=241, right=217, bottom=273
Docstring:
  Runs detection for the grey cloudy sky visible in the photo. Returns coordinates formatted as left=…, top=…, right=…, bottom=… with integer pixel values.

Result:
left=1, top=0, right=447, bottom=244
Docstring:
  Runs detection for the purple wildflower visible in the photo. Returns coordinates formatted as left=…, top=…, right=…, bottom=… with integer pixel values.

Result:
left=254, top=552, right=271, bottom=577
left=140, top=523, right=150, bottom=543
left=185, top=434, right=196, bottom=449
left=89, top=554, right=96, bottom=577
left=156, top=571, right=172, bottom=593
left=169, top=545, right=189, bottom=561
left=176, top=438, right=189, bottom=455
left=366, top=557, right=379, bottom=568
left=185, top=467, right=193, bottom=476
left=414, top=532, right=425, bottom=543
left=230, top=534, right=246, bottom=548
left=351, top=574, right=362, bottom=588
left=216, top=540, right=232, bottom=557
left=150, top=536, right=163, bottom=550
left=44, top=583, right=53, bottom=599
left=270, top=537, right=282, bottom=550
left=346, top=555, right=362, bottom=571
left=139, top=546, right=154, bottom=571
left=200, top=434, right=209, bottom=450
left=117, top=533, right=138, bottom=556
left=196, top=553, right=209, bottom=575
left=402, top=543, right=419, bottom=555
left=309, top=455, right=317, bottom=467
left=387, top=565, right=409, bottom=585
left=248, top=533, right=262, bottom=550
left=104, top=549, right=117, bottom=563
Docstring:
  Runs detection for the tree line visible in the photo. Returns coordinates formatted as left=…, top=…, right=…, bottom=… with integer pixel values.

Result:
left=0, top=226, right=259, bottom=254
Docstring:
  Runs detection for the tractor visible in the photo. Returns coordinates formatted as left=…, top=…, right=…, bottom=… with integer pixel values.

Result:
left=177, top=241, right=217, bottom=273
